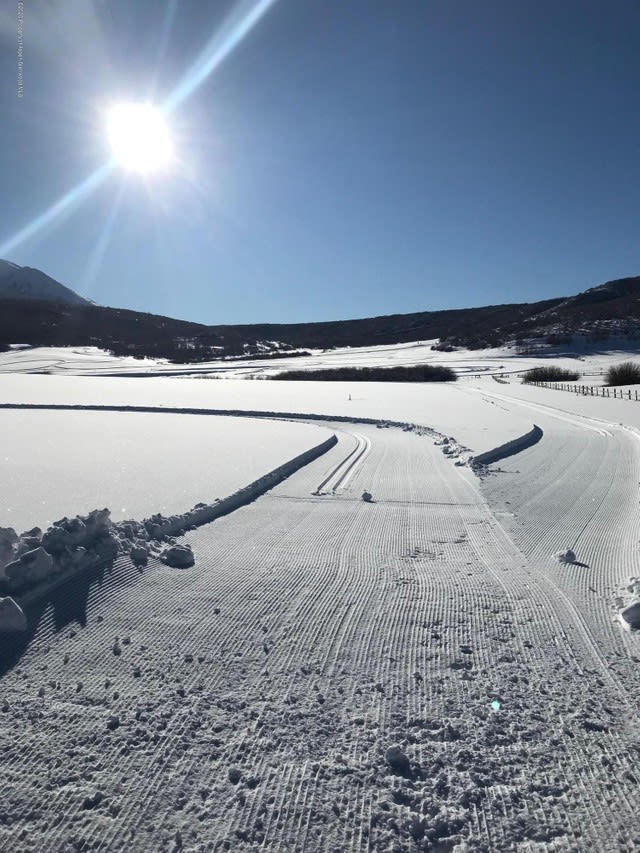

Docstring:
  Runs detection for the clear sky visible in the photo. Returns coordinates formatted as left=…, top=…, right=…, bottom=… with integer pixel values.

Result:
left=0, top=0, right=639, bottom=324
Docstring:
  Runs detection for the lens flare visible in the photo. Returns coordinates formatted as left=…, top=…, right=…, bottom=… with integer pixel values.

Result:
left=164, top=0, right=280, bottom=111
left=107, top=103, right=173, bottom=173
left=0, top=163, right=113, bottom=257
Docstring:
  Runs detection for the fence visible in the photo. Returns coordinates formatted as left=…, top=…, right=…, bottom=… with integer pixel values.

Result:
left=530, top=381, right=640, bottom=400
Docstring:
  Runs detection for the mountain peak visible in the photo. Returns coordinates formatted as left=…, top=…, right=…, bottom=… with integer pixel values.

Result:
left=0, top=260, right=90, bottom=306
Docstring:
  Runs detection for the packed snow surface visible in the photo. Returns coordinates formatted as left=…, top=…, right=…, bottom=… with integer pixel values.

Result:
left=0, top=409, right=328, bottom=532
left=0, top=373, right=534, bottom=455
left=1, top=340, right=640, bottom=851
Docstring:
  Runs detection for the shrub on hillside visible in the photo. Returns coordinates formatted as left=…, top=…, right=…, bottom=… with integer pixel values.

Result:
left=522, top=366, right=580, bottom=383
left=545, top=333, right=572, bottom=346
left=271, top=365, right=456, bottom=382
left=605, top=362, right=640, bottom=386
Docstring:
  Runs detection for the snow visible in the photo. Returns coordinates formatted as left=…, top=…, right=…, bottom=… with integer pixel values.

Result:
left=1, top=339, right=640, bottom=850
left=554, top=548, right=577, bottom=564
left=0, top=596, right=26, bottom=632
left=2, top=545, right=54, bottom=589
left=0, top=345, right=166, bottom=374
left=0, top=434, right=338, bottom=598
left=619, top=600, right=640, bottom=630
left=0, top=409, right=330, bottom=532
left=0, top=509, right=120, bottom=595
left=0, top=372, right=534, bottom=457
left=0, top=261, right=89, bottom=305
left=160, top=543, right=194, bottom=568
left=0, top=339, right=580, bottom=377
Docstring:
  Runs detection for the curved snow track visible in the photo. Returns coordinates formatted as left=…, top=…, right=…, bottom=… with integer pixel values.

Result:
left=1, top=403, right=640, bottom=852
left=313, top=432, right=371, bottom=495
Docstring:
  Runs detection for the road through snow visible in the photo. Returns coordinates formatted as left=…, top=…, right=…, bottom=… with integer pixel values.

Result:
left=1, top=412, right=640, bottom=852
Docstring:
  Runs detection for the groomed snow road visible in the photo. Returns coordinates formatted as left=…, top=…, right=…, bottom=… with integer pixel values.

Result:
left=1, top=411, right=640, bottom=852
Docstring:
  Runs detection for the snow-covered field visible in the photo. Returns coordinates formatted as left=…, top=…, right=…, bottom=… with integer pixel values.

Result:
left=0, top=410, right=330, bottom=532
left=2, top=342, right=640, bottom=852
left=0, top=341, right=585, bottom=378
left=2, top=339, right=638, bottom=380
left=0, top=372, right=536, bottom=456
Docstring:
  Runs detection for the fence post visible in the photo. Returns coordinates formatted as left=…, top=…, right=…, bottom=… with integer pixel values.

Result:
left=629, top=390, right=632, bottom=400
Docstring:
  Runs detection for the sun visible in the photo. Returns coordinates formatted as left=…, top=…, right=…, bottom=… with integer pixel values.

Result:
left=106, top=102, right=173, bottom=173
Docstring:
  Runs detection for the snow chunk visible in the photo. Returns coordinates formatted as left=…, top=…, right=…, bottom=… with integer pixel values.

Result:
left=130, top=542, right=150, bottom=566
left=161, top=544, right=195, bottom=569
left=619, top=600, right=640, bottom=631
left=554, top=549, right=576, bottom=564
left=0, top=510, right=119, bottom=595
left=42, top=509, right=110, bottom=555
left=2, top=546, right=54, bottom=591
left=626, top=577, right=640, bottom=597
left=0, top=596, right=27, bottom=632
left=0, top=528, right=18, bottom=567
left=384, top=744, right=412, bottom=778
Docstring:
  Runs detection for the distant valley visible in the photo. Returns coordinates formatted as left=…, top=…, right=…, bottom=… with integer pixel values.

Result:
left=1, top=260, right=639, bottom=361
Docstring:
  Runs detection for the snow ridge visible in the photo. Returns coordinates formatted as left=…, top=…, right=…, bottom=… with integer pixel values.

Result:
left=0, top=433, right=337, bottom=617
left=471, top=424, right=543, bottom=469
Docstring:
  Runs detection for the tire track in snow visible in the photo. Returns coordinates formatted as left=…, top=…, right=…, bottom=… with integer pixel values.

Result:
left=313, top=432, right=371, bottom=495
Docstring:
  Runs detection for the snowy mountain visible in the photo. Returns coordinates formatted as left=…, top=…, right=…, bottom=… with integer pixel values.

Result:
left=0, top=260, right=90, bottom=306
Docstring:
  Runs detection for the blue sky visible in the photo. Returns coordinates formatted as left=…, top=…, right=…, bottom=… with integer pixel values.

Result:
left=0, top=0, right=639, bottom=324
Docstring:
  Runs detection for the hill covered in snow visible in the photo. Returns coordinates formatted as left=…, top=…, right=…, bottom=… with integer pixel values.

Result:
left=0, top=260, right=90, bottom=306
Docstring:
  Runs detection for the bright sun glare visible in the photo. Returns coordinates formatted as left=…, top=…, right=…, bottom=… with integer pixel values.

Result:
left=106, top=103, right=173, bottom=173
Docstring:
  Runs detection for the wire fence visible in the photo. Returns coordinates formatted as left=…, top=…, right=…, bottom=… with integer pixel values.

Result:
left=528, top=381, right=640, bottom=400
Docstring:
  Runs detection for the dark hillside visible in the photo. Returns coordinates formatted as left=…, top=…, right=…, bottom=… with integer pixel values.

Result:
left=1, top=276, right=639, bottom=362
